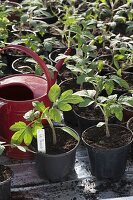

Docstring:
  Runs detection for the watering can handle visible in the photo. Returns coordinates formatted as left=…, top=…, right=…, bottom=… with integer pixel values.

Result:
left=0, top=45, right=71, bottom=90
left=0, top=45, right=52, bottom=90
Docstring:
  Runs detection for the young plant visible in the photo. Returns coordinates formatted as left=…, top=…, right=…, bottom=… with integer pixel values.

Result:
left=75, top=74, right=132, bottom=138
left=10, top=83, right=83, bottom=148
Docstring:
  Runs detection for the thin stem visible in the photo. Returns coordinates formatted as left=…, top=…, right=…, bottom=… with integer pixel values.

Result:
left=98, top=105, right=110, bottom=138
left=46, top=117, right=57, bottom=145
left=67, top=30, right=71, bottom=48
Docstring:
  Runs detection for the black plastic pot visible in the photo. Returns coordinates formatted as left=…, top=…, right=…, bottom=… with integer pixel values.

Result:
left=49, top=48, right=67, bottom=64
left=63, top=110, right=78, bottom=127
left=74, top=106, right=106, bottom=135
left=0, top=165, right=13, bottom=200
left=35, top=128, right=80, bottom=182
left=82, top=124, right=132, bottom=181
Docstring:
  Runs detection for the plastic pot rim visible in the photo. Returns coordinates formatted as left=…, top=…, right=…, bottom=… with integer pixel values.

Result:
left=127, top=116, right=133, bottom=131
left=36, top=128, right=80, bottom=158
left=82, top=124, right=133, bottom=152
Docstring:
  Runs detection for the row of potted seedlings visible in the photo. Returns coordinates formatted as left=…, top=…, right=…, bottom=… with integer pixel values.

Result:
left=0, top=0, right=133, bottom=199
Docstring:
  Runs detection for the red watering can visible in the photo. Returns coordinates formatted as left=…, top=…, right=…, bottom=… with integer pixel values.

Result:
left=0, top=44, right=70, bottom=159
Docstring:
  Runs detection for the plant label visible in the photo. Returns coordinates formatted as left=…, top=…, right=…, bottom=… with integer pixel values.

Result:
left=37, top=129, right=46, bottom=153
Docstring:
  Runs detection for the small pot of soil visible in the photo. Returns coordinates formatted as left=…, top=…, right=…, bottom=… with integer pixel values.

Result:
left=0, top=165, right=13, bottom=200
left=82, top=124, right=132, bottom=181
left=73, top=104, right=113, bottom=135
left=49, top=48, right=68, bottom=64
left=35, top=127, right=80, bottom=182
left=12, top=57, right=35, bottom=74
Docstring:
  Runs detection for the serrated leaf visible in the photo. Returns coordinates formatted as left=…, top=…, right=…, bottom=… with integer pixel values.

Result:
left=79, top=98, right=94, bottom=107
left=32, top=122, right=43, bottom=138
left=110, top=104, right=123, bottom=121
left=117, top=69, right=122, bottom=77
left=114, top=54, right=125, bottom=60
left=97, top=60, right=104, bottom=72
left=97, top=96, right=107, bottom=103
left=23, top=110, right=35, bottom=121
left=119, top=96, right=133, bottom=107
left=111, top=75, right=129, bottom=89
left=58, top=102, right=72, bottom=111
left=60, top=90, right=73, bottom=100
left=11, top=130, right=25, bottom=145
left=24, top=127, right=33, bottom=146
left=113, top=15, right=126, bottom=23
left=104, top=80, right=114, bottom=95
left=96, top=122, right=105, bottom=127
left=74, top=90, right=96, bottom=98
left=59, top=126, right=80, bottom=142
left=48, top=83, right=61, bottom=103
left=49, top=108, right=62, bottom=122
left=32, top=101, right=46, bottom=112
left=10, top=122, right=27, bottom=131
left=77, top=74, right=86, bottom=84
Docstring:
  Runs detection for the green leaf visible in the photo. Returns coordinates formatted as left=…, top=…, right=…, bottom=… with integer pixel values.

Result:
left=74, top=90, right=96, bottom=98
left=77, top=74, right=87, bottom=85
left=104, top=80, right=114, bottom=95
left=97, top=96, right=107, bottom=103
left=96, top=122, right=105, bottom=127
left=113, top=15, right=126, bottom=23
left=32, top=122, right=43, bottom=138
left=48, top=83, right=61, bottom=103
left=114, top=54, right=125, bottom=60
left=113, top=58, right=119, bottom=70
left=79, top=98, right=94, bottom=107
left=24, top=127, right=33, bottom=146
left=111, top=75, right=129, bottom=89
left=32, top=101, right=46, bottom=112
left=59, top=94, right=83, bottom=105
left=59, top=126, right=80, bottom=142
left=97, top=60, right=104, bottom=72
left=117, top=69, right=122, bottom=77
left=11, top=130, right=25, bottom=145
left=110, top=104, right=123, bottom=121
left=119, top=96, right=133, bottom=107
left=58, top=102, right=72, bottom=111
left=49, top=108, right=62, bottom=122
left=60, top=90, right=73, bottom=100
left=10, top=122, right=27, bottom=131
left=23, top=110, right=35, bottom=121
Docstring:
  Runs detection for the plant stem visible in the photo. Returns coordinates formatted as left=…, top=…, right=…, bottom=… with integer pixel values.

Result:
left=99, top=105, right=110, bottom=138
left=104, top=115, right=110, bottom=138
left=67, top=30, right=71, bottom=48
left=46, top=117, right=57, bottom=145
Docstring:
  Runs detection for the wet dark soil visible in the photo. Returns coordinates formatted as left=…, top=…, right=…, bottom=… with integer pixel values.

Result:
left=83, top=125, right=132, bottom=149
left=33, top=127, right=78, bottom=155
left=74, top=104, right=104, bottom=120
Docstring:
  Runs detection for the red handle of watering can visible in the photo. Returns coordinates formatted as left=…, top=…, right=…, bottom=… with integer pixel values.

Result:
left=0, top=45, right=71, bottom=89
left=0, top=45, right=53, bottom=90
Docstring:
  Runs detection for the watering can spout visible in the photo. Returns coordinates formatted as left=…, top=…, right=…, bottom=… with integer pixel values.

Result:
left=53, top=48, right=71, bottom=84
